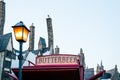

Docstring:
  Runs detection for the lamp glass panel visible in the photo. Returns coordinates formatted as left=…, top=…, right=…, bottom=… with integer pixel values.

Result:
left=14, top=27, right=23, bottom=41
left=23, top=27, right=29, bottom=42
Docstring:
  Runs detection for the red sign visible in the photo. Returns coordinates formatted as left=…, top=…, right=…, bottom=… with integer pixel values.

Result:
left=36, top=54, right=80, bottom=65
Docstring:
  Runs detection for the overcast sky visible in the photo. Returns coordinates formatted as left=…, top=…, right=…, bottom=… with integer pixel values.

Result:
left=4, top=0, right=120, bottom=71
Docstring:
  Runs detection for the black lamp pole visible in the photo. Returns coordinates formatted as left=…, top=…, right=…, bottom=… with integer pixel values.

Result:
left=18, top=42, right=23, bottom=80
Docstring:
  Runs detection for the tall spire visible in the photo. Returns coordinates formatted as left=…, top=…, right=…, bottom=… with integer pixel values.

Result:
left=101, top=60, right=104, bottom=69
left=48, top=15, right=50, bottom=18
left=115, top=65, right=118, bottom=72
left=80, top=48, right=85, bottom=68
left=100, top=60, right=103, bottom=67
left=80, top=48, right=83, bottom=53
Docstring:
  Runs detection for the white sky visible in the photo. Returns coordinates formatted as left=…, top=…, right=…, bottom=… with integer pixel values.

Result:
left=4, top=0, right=120, bottom=72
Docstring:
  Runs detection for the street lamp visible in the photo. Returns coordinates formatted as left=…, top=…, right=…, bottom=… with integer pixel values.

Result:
left=12, top=21, right=30, bottom=80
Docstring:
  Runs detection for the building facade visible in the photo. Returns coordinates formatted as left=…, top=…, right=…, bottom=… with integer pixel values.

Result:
left=106, top=65, right=120, bottom=80
left=0, top=33, right=15, bottom=80
left=84, top=68, right=94, bottom=80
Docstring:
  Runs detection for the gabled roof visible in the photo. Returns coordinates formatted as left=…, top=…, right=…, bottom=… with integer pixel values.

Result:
left=0, top=33, right=12, bottom=52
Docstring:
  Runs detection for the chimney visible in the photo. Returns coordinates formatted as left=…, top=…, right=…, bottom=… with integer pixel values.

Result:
left=0, top=0, right=5, bottom=35
left=55, top=45, right=59, bottom=54
left=46, top=15, right=54, bottom=54
left=29, top=23, right=35, bottom=51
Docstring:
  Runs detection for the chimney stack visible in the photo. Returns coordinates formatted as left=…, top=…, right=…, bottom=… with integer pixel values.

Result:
left=55, top=45, right=59, bottom=54
left=29, top=23, right=35, bottom=51
left=0, top=0, right=5, bottom=35
left=46, top=15, right=54, bottom=54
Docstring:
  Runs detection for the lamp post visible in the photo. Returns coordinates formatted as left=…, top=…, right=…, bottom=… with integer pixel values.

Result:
left=12, top=21, right=30, bottom=80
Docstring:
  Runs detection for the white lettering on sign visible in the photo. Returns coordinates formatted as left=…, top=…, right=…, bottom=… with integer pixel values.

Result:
left=36, top=55, right=80, bottom=65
